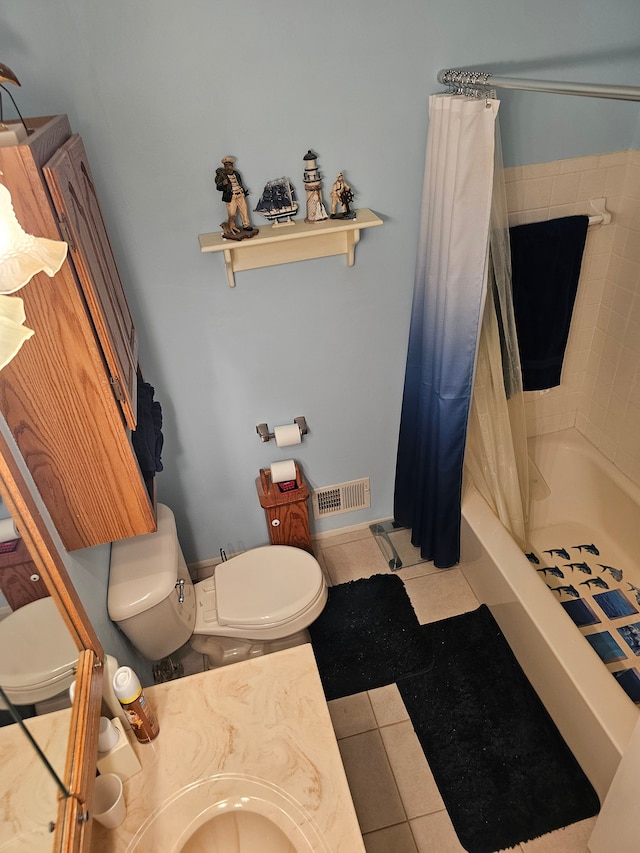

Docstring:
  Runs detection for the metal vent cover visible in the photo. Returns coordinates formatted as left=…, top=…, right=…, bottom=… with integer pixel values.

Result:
left=311, top=478, right=370, bottom=519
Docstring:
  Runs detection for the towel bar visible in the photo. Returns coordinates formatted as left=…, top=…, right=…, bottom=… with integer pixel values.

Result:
left=587, top=198, right=611, bottom=227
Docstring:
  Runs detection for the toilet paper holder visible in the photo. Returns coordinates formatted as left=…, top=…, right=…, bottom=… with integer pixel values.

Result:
left=256, top=416, right=308, bottom=443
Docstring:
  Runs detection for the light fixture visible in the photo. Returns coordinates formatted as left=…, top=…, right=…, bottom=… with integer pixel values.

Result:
left=0, top=64, right=19, bottom=86
left=0, top=293, right=34, bottom=371
left=0, top=182, right=68, bottom=369
left=0, top=63, right=28, bottom=146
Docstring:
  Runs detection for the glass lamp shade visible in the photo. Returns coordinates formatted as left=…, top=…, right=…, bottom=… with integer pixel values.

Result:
left=0, top=182, right=67, bottom=294
left=0, top=293, right=34, bottom=370
left=0, top=182, right=68, bottom=369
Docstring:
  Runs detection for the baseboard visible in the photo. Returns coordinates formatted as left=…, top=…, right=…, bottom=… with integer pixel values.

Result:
left=188, top=557, right=220, bottom=582
left=188, top=556, right=221, bottom=572
left=311, top=516, right=391, bottom=542
left=188, top=517, right=392, bottom=578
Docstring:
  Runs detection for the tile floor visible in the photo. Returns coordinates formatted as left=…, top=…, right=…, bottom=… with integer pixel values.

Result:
left=313, top=526, right=598, bottom=853
left=181, top=525, right=598, bottom=852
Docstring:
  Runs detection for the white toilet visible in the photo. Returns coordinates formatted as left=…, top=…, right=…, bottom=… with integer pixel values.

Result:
left=107, top=504, right=327, bottom=668
left=0, top=596, right=78, bottom=712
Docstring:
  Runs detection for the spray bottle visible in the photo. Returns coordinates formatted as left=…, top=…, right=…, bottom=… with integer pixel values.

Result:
left=112, top=666, right=160, bottom=743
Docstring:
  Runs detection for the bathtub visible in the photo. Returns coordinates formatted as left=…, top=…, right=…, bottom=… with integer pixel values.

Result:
left=459, top=427, right=640, bottom=802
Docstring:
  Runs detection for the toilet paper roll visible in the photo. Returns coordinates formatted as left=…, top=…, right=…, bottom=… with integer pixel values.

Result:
left=270, top=459, right=297, bottom=484
left=0, top=517, right=19, bottom=543
left=273, top=423, right=302, bottom=448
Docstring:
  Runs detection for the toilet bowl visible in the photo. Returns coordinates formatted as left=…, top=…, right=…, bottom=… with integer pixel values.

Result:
left=107, top=504, right=327, bottom=668
left=0, top=596, right=78, bottom=709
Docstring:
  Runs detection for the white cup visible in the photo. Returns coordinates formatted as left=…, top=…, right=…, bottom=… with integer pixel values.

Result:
left=93, top=773, right=126, bottom=829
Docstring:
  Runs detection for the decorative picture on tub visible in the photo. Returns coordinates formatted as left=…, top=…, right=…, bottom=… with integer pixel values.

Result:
left=617, top=622, right=640, bottom=655
left=527, top=535, right=640, bottom=703
left=561, top=598, right=601, bottom=627
left=584, top=631, right=627, bottom=664
left=592, top=589, right=638, bottom=620
left=612, top=668, right=640, bottom=702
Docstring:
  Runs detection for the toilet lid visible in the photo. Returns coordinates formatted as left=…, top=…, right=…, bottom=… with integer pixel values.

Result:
left=0, top=597, right=78, bottom=690
left=216, top=546, right=323, bottom=628
left=108, top=503, right=180, bottom=621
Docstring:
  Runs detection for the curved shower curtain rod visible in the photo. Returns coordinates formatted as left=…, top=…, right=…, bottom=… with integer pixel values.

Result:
left=437, top=69, right=640, bottom=101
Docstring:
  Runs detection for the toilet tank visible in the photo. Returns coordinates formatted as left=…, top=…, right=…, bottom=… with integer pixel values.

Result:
left=108, top=504, right=196, bottom=660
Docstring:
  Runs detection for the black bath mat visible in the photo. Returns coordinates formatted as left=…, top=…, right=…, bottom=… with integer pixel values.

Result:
left=397, top=605, right=600, bottom=853
left=308, top=574, right=433, bottom=701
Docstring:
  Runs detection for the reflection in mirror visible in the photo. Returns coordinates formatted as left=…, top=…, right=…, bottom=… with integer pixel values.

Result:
left=0, top=504, right=77, bottom=792
left=0, top=505, right=78, bottom=848
left=0, top=418, right=104, bottom=852
left=0, top=683, right=68, bottom=797
left=0, top=680, right=73, bottom=848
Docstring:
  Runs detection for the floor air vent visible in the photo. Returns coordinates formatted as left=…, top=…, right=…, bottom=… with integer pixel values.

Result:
left=311, top=478, right=370, bottom=519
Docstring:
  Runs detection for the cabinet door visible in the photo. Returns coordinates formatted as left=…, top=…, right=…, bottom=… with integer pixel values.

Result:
left=43, top=135, right=138, bottom=428
left=0, top=116, right=156, bottom=550
left=0, top=564, right=50, bottom=610
left=0, top=538, right=49, bottom=610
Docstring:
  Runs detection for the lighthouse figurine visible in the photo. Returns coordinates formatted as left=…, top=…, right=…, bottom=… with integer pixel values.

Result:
left=302, top=150, right=329, bottom=223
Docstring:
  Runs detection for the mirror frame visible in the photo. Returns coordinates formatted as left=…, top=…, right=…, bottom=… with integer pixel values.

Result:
left=0, top=425, right=103, bottom=852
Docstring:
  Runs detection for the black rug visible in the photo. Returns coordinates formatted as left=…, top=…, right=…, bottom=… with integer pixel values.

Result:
left=308, top=574, right=433, bottom=701
left=397, top=605, right=600, bottom=853
left=309, top=578, right=599, bottom=852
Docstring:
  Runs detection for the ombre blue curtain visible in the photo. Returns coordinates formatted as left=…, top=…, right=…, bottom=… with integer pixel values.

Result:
left=394, top=94, right=499, bottom=568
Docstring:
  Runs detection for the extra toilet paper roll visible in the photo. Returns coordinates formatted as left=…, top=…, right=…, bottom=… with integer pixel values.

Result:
left=273, top=423, right=302, bottom=448
left=0, top=517, right=19, bottom=543
left=270, top=459, right=297, bottom=484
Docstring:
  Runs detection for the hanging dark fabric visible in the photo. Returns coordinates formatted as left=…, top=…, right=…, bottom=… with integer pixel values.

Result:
left=509, top=215, right=589, bottom=391
left=132, top=379, right=164, bottom=479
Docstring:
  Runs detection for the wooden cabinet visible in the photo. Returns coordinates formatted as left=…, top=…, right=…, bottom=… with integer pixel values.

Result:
left=0, top=116, right=156, bottom=551
left=44, top=133, right=138, bottom=428
left=256, top=464, right=313, bottom=553
left=0, top=537, right=49, bottom=610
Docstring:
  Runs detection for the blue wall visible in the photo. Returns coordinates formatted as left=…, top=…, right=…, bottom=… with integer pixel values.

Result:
left=2, top=1, right=640, bottom=563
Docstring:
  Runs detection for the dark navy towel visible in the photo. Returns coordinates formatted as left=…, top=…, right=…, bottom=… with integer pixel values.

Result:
left=132, top=379, right=164, bottom=478
left=509, top=215, right=589, bottom=391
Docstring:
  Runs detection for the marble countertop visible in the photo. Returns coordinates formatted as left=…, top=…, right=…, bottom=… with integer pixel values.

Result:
left=92, top=644, right=365, bottom=852
left=0, top=703, right=71, bottom=852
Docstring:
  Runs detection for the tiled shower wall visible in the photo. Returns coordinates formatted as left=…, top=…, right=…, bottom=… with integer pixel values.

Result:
left=504, top=149, right=640, bottom=486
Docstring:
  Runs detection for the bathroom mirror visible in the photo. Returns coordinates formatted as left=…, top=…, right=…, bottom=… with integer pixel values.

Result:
left=0, top=416, right=103, bottom=852
left=0, top=502, right=77, bottom=801
left=0, top=545, right=75, bottom=797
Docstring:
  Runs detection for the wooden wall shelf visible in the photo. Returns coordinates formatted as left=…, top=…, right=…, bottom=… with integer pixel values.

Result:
left=199, top=208, right=382, bottom=286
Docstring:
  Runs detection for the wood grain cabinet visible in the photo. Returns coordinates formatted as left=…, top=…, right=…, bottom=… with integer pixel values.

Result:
left=0, top=116, right=156, bottom=551
left=255, top=464, right=313, bottom=553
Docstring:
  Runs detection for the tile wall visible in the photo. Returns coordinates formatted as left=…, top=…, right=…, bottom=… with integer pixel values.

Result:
left=504, top=149, right=640, bottom=485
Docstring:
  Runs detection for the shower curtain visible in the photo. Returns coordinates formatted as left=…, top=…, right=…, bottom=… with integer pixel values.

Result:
left=394, top=94, right=499, bottom=568
left=464, top=123, right=530, bottom=550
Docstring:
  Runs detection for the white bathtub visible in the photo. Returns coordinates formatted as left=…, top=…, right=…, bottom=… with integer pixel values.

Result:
left=460, top=427, right=640, bottom=802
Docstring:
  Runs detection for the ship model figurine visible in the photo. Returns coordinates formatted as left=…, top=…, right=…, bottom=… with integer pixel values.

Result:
left=254, top=177, right=299, bottom=226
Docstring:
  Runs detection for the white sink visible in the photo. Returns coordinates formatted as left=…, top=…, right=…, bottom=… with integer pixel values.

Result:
left=126, top=774, right=331, bottom=852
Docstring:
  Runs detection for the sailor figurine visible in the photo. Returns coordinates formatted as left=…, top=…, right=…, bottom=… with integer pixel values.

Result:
left=215, top=156, right=258, bottom=240
left=330, top=172, right=356, bottom=219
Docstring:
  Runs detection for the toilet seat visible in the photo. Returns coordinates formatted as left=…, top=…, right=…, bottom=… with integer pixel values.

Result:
left=0, top=597, right=78, bottom=705
left=215, top=546, right=324, bottom=628
left=107, top=501, right=329, bottom=664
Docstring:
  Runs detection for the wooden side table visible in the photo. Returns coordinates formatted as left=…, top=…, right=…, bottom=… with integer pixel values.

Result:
left=255, top=463, right=314, bottom=553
